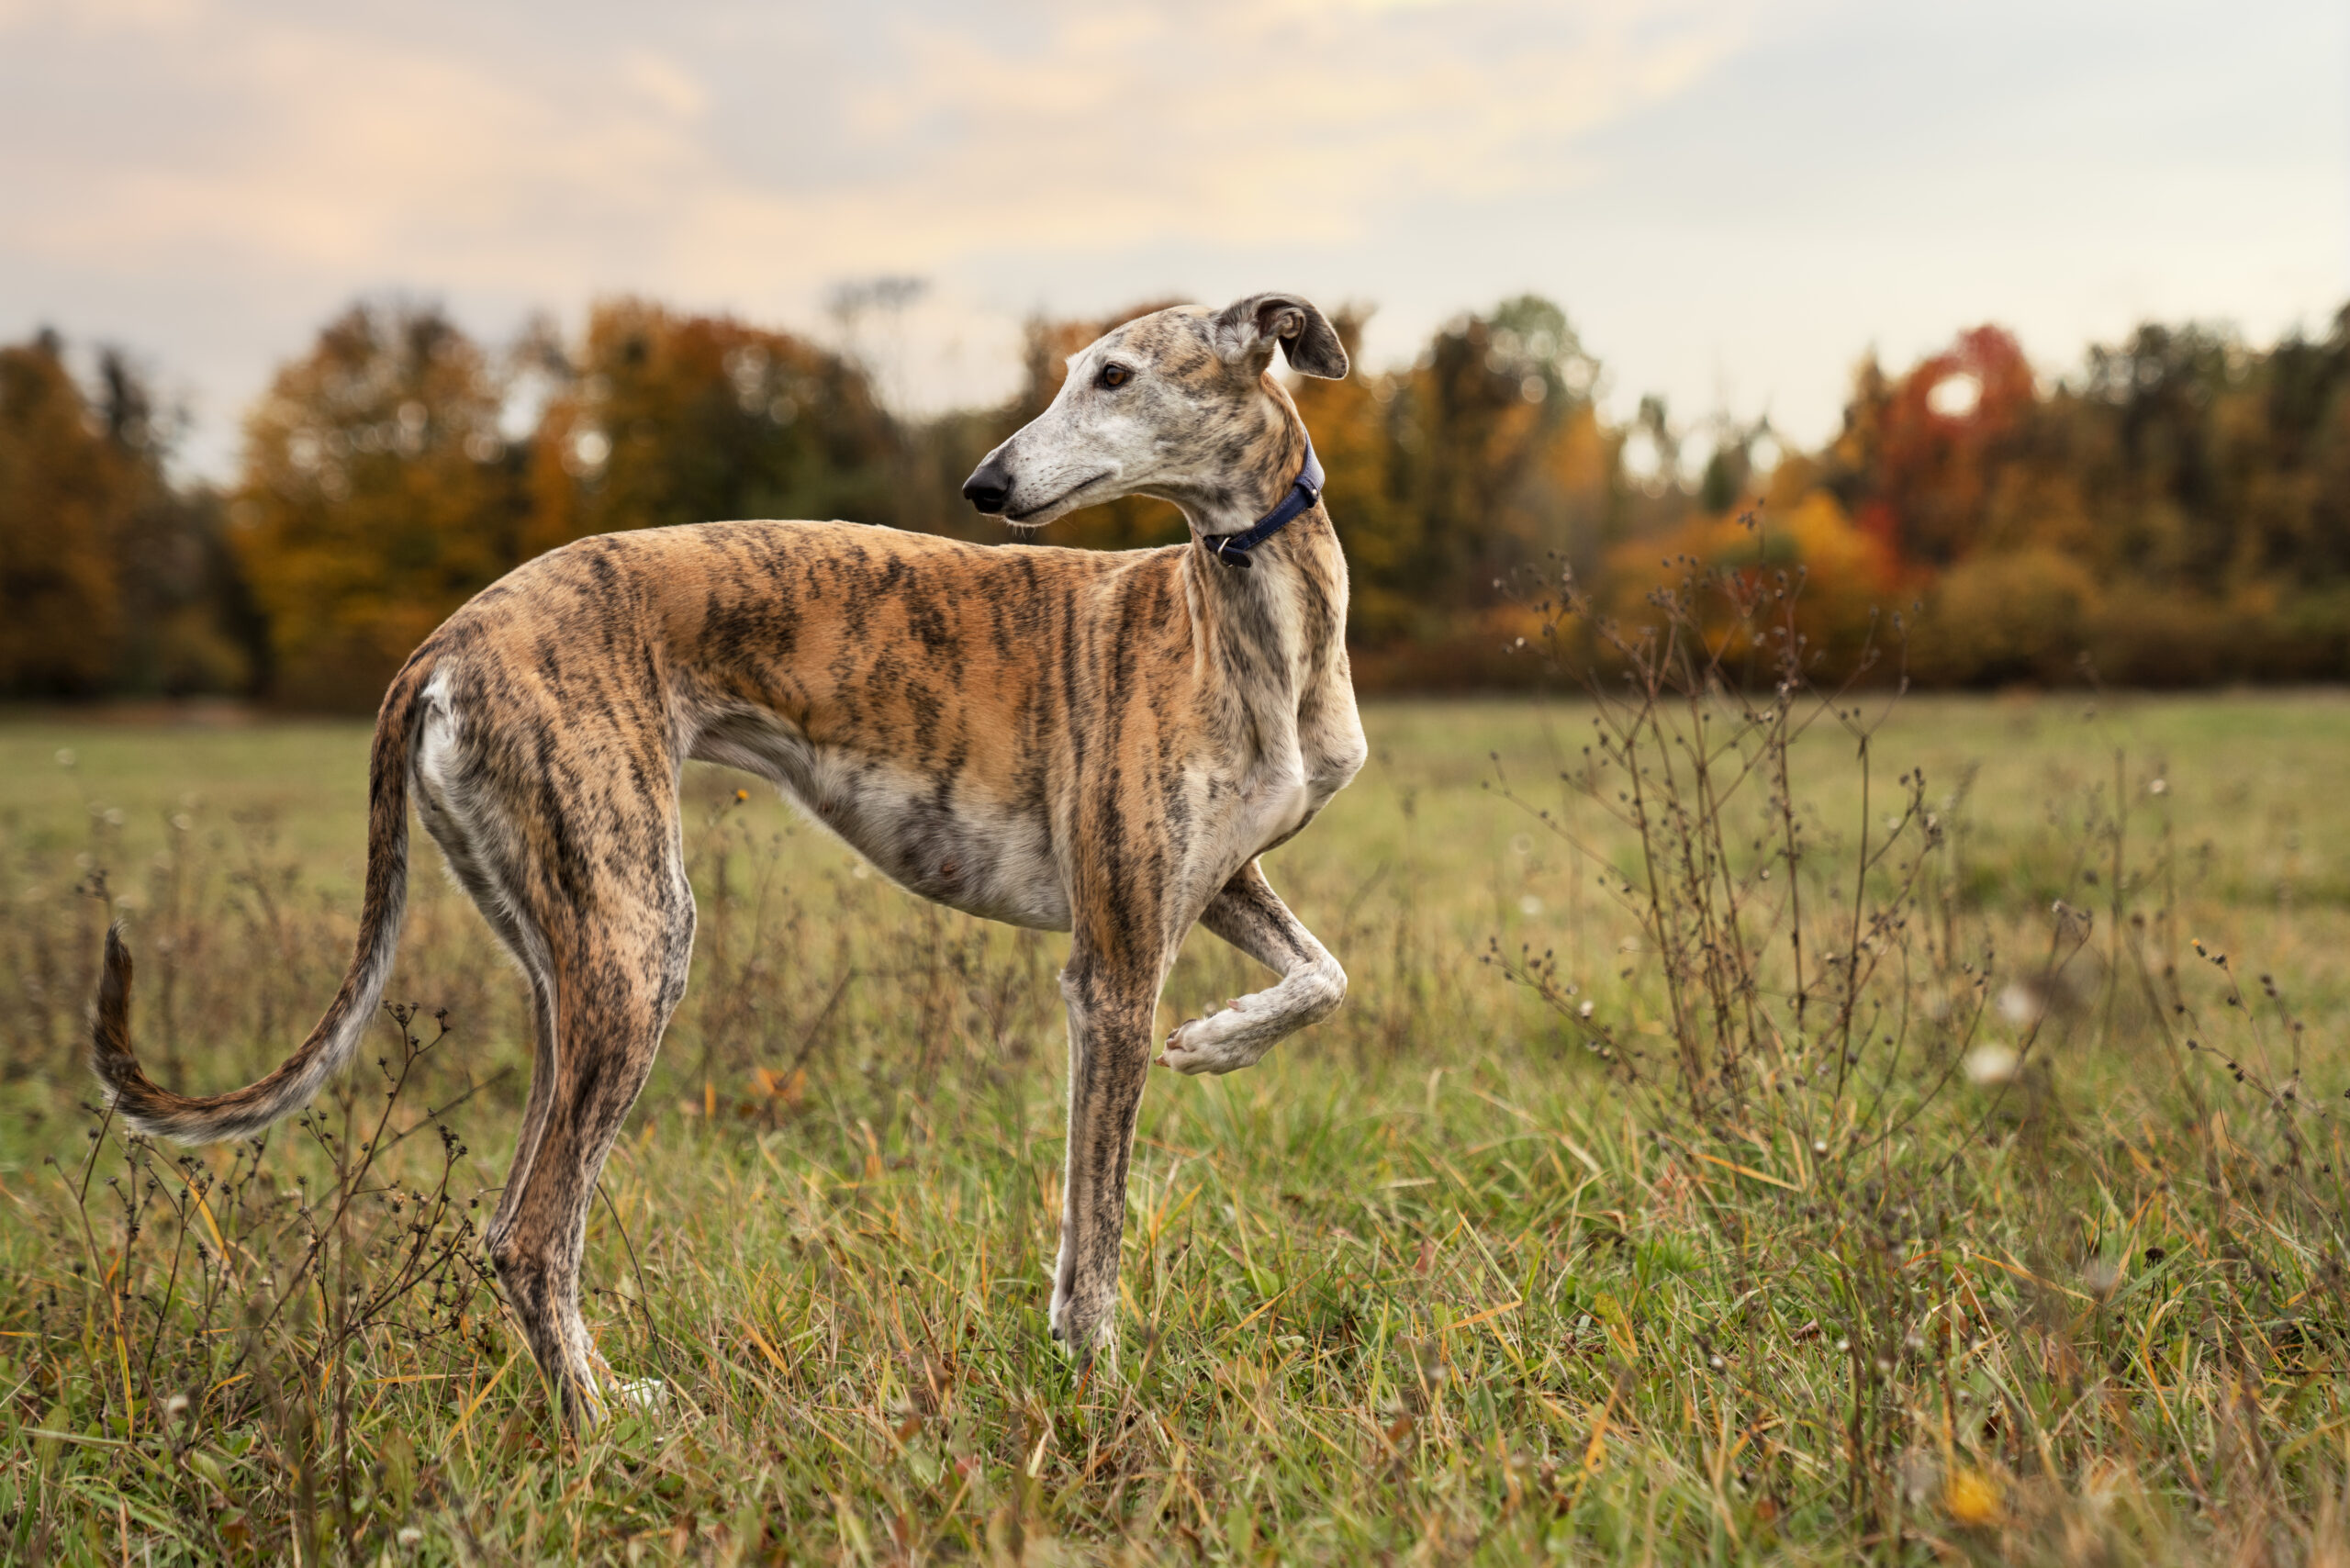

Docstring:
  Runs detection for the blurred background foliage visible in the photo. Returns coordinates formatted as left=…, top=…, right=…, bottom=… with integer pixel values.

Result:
left=4, top=294, right=2348, bottom=710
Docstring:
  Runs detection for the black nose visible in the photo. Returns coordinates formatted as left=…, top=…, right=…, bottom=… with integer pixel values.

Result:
left=962, top=459, right=1013, bottom=515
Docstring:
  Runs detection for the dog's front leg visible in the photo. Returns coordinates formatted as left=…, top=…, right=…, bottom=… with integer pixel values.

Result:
left=1049, top=948, right=1163, bottom=1367
left=1160, top=858, right=1346, bottom=1076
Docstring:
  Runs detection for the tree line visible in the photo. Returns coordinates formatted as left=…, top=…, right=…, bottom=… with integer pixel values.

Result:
left=3, top=295, right=2345, bottom=708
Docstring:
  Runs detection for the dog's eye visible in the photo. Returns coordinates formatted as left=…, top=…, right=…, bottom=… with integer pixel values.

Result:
left=1099, top=363, right=1130, bottom=389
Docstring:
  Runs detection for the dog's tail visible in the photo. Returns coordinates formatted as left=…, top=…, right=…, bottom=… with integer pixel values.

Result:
left=91, top=651, right=437, bottom=1144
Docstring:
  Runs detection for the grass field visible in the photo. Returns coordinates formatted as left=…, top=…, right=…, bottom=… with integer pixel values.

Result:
left=4, top=689, right=2350, bottom=1563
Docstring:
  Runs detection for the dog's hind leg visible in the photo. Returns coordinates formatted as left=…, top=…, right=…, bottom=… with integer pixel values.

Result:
left=429, top=688, right=697, bottom=1426
left=1159, top=859, right=1346, bottom=1076
left=487, top=857, right=694, bottom=1428
left=411, top=683, right=566, bottom=1271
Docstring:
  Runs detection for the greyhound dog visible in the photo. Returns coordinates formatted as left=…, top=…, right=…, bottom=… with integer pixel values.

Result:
left=90, top=292, right=1366, bottom=1426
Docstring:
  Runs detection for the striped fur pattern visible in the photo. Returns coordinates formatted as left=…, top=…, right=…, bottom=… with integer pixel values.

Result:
left=88, top=293, right=1366, bottom=1427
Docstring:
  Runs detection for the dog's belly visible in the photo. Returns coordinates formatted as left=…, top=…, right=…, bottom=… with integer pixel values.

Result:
left=689, top=708, right=1069, bottom=930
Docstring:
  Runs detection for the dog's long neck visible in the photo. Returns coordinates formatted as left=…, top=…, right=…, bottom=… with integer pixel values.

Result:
left=1178, top=400, right=1348, bottom=736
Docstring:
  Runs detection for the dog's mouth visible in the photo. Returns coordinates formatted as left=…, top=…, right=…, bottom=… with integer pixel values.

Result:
left=1007, top=471, right=1112, bottom=524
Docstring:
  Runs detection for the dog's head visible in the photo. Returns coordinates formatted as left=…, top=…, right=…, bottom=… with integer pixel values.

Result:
left=961, top=293, right=1348, bottom=534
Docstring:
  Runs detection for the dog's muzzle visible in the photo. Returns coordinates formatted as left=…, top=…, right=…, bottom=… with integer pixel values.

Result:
left=962, top=459, right=1013, bottom=516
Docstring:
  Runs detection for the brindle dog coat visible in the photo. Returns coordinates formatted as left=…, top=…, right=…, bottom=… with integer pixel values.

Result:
left=91, top=294, right=1367, bottom=1426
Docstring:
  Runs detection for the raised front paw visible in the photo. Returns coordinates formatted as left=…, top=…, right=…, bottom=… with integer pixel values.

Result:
left=1158, top=1000, right=1262, bottom=1076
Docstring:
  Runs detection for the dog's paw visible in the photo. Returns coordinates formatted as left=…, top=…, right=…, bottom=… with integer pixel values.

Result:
left=1048, top=1284, right=1117, bottom=1357
left=611, top=1377, right=667, bottom=1414
left=564, top=1374, right=612, bottom=1432
left=1158, top=1000, right=1266, bottom=1075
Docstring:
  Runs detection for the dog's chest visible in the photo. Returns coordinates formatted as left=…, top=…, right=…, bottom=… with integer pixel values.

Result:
left=1220, top=710, right=1366, bottom=860
left=1233, top=762, right=1315, bottom=850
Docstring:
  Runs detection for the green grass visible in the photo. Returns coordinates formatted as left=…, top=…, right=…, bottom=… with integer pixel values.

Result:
left=2, top=691, right=2349, bottom=1562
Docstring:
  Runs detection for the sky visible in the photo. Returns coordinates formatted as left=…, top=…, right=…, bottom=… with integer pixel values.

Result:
left=4, top=0, right=2344, bottom=481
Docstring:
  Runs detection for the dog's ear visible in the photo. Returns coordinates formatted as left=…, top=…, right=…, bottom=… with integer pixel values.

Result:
left=1213, top=293, right=1349, bottom=380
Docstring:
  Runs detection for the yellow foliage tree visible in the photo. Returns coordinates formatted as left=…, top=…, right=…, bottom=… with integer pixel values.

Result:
left=0, top=333, right=131, bottom=693
left=526, top=299, right=898, bottom=555
left=1603, top=489, right=1900, bottom=673
left=233, top=305, right=522, bottom=711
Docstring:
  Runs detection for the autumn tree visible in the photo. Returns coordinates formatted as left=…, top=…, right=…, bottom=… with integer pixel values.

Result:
left=0, top=333, right=253, bottom=697
left=1825, top=325, right=2038, bottom=570
left=0, top=332, right=130, bottom=693
left=98, top=353, right=262, bottom=696
left=1378, top=297, right=1613, bottom=617
left=526, top=300, right=898, bottom=554
left=233, top=303, right=527, bottom=711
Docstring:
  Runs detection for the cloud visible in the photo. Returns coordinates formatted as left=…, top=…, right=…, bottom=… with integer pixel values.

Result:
left=811, top=0, right=1751, bottom=255
left=0, top=0, right=1754, bottom=303
left=2, top=10, right=724, bottom=294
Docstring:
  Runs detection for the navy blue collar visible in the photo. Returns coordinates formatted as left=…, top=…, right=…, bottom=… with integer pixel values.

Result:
left=1203, top=431, right=1323, bottom=570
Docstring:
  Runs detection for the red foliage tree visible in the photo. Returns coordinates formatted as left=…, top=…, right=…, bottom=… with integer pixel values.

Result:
left=1836, top=325, right=2037, bottom=571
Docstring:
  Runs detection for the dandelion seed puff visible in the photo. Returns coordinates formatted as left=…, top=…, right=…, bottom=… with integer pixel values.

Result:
left=1997, top=984, right=2041, bottom=1025
left=1964, top=1044, right=2020, bottom=1086
left=1519, top=894, right=1544, bottom=916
